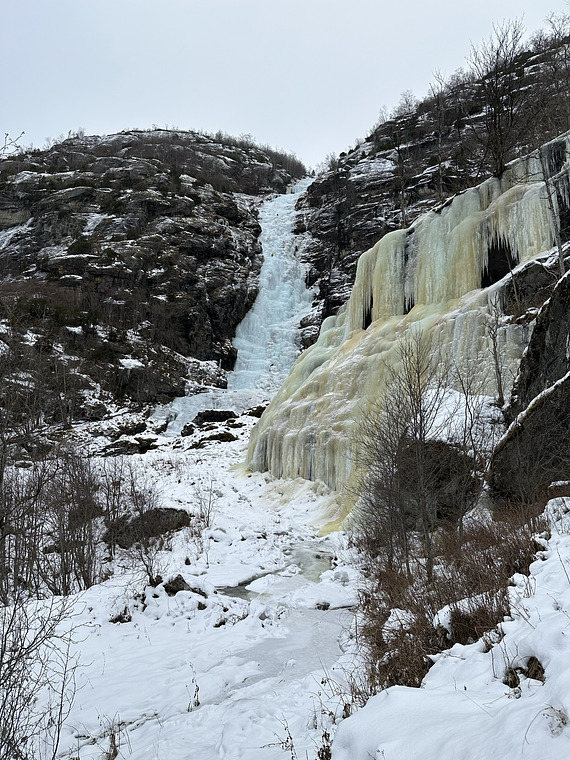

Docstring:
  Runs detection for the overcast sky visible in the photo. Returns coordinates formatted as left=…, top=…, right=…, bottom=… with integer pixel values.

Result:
left=1, top=0, right=568, bottom=168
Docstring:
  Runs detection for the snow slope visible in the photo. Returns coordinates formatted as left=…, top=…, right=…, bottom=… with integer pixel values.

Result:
left=332, top=498, right=570, bottom=760
left=50, top=180, right=359, bottom=759
left=32, top=174, right=570, bottom=760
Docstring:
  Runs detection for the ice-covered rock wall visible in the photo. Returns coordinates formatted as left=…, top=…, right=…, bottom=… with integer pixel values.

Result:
left=247, top=134, right=570, bottom=505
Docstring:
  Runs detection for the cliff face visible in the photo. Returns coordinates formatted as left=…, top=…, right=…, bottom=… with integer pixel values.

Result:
left=0, top=129, right=304, bottom=420
left=297, top=34, right=570, bottom=331
left=489, top=269, right=570, bottom=504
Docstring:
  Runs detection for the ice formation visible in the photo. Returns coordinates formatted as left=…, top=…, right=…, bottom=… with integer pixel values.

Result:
left=228, top=177, right=314, bottom=393
left=247, top=135, right=570, bottom=505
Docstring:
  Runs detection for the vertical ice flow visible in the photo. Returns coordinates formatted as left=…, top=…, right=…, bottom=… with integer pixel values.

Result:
left=227, top=177, right=314, bottom=392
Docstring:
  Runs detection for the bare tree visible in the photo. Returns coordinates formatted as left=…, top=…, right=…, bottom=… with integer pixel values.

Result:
left=354, top=330, right=453, bottom=580
left=487, top=297, right=506, bottom=408
left=538, top=145, right=566, bottom=276
left=40, top=448, right=102, bottom=596
left=429, top=71, right=449, bottom=203
left=0, top=132, right=24, bottom=157
left=533, top=12, right=570, bottom=137
left=467, top=19, right=537, bottom=177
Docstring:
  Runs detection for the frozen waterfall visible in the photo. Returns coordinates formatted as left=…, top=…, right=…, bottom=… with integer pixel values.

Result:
left=154, top=178, right=314, bottom=435
left=247, top=134, right=570, bottom=498
left=228, top=177, right=314, bottom=392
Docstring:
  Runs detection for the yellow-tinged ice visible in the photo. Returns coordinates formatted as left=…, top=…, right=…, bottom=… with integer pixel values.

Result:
left=247, top=136, right=570, bottom=504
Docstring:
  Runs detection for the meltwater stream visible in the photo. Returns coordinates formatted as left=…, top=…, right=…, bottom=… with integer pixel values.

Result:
left=159, top=177, right=314, bottom=435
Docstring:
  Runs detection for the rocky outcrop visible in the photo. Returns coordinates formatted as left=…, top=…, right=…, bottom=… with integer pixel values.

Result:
left=0, top=129, right=305, bottom=421
left=508, top=270, right=570, bottom=417
left=298, top=38, right=570, bottom=324
left=296, top=103, right=481, bottom=319
left=247, top=130, right=570, bottom=498
left=489, top=374, right=570, bottom=505
left=489, top=268, right=570, bottom=505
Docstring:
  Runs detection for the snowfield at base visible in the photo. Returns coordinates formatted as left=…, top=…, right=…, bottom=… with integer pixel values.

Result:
left=53, top=177, right=362, bottom=759
left=56, top=429, right=570, bottom=760
left=332, top=497, right=570, bottom=760
left=57, top=423, right=356, bottom=760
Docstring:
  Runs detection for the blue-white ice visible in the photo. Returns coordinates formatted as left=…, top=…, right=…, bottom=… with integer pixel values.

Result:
left=228, top=177, right=314, bottom=392
left=155, top=177, right=314, bottom=435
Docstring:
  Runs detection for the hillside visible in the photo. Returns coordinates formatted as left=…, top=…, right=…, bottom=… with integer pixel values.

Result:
left=0, top=129, right=304, bottom=435
left=298, top=23, right=570, bottom=324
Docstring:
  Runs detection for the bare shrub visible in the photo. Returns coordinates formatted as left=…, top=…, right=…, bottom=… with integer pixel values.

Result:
left=353, top=508, right=545, bottom=692
left=111, top=463, right=168, bottom=586
left=40, top=448, right=103, bottom=596
left=0, top=593, right=76, bottom=760
left=352, top=330, right=543, bottom=691
left=353, top=330, right=490, bottom=581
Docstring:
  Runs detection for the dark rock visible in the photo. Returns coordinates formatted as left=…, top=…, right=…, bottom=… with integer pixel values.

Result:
left=134, top=434, right=158, bottom=453
left=489, top=374, right=570, bottom=506
left=500, top=257, right=562, bottom=319
left=81, top=400, right=110, bottom=421
left=192, top=409, right=237, bottom=426
left=524, top=656, right=545, bottom=682
left=0, top=129, right=305, bottom=423
left=101, top=438, right=142, bottom=456
left=115, top=419, right=147, bottom=438
left=508, top=268, right=570, bottom=420
left=489, top=269, right=570, bottom=506
left=396, top=438, right=480, bottom=524
left=190, top=431, right=238, bottom=448
left=104, top=507, right=191, bottom=549
left=180, top=422, right=196, bottom=437
left=247, top=405, right=267, bottom=418
left=163, top=574, right=192, bottom=596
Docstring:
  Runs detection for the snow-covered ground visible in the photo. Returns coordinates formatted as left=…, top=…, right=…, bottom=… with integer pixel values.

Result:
left=52, top=178, right=360, bottom=759
left=51, top=421, right=570, bottom=760
left=56, top=422, right=355, bottom=760
left=332, top=498, right=570, bottom=760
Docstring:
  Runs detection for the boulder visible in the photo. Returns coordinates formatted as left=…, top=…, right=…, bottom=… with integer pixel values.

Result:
left=192, top=409, right=237, bottom=426
left=104, top=507, right=191, bottom=549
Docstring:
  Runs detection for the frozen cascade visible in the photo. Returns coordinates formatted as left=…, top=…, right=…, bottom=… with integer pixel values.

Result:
left=228, top=177, right=314, bottom=392
left=154, top=178, right=314, bottom=436
left=248, top=133, right=570, bottom=503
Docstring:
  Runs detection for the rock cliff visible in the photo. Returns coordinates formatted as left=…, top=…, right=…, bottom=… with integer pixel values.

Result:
left=0, top=129, right=305, bottom=423
left=489, top=267, right=570, bottom=504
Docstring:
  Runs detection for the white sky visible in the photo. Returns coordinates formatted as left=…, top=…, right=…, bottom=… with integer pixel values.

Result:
left=1, top=0, right=568, bottom=169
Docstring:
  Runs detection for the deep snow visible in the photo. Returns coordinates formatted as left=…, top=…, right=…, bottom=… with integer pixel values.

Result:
left=55, top=425, right=355, bottom=760
left=52, top=180, right=359, bottom=759
left=332, top=498, right=570, bottom=760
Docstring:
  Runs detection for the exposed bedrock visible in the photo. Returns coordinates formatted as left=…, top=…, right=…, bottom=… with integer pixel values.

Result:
left=489, top=270, right=570, bottom=505
left=0, top=129, right=305, bottom=416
